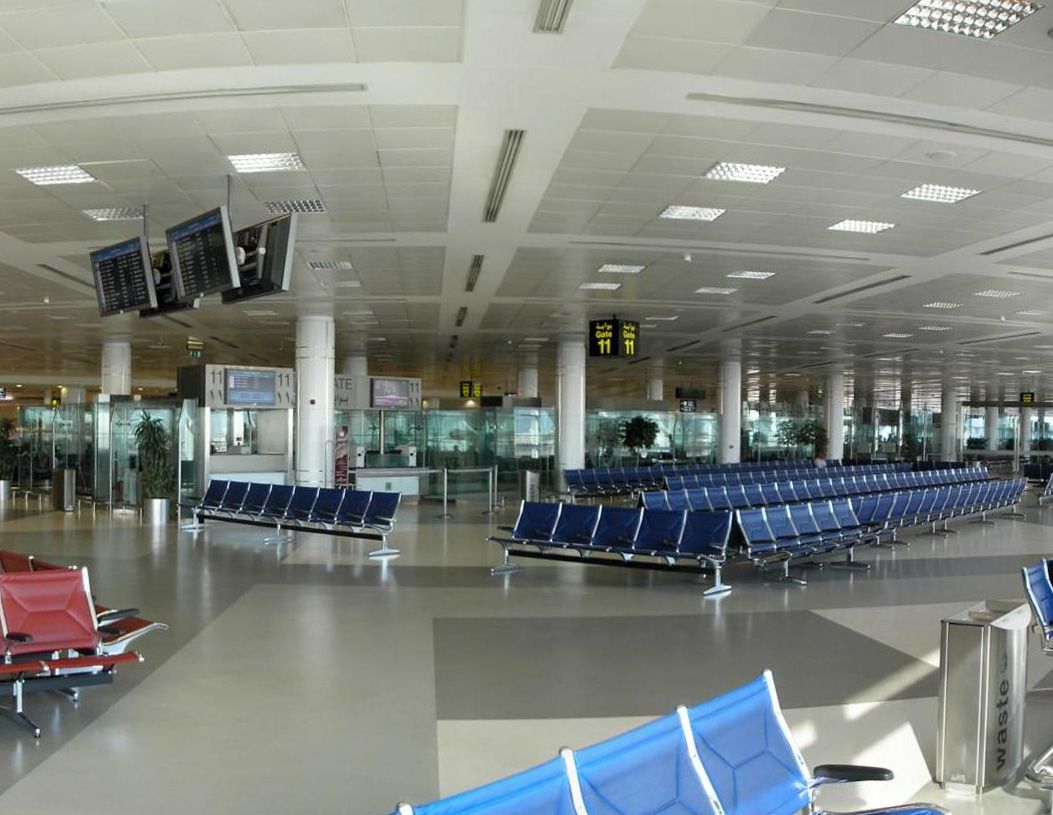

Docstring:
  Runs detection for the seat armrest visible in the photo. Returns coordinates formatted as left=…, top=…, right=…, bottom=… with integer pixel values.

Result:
left=5, top=632, right=31, bottom=643
left=812, top=764, right=893, bottom=785
left=97, top=608, right=140, bottom=625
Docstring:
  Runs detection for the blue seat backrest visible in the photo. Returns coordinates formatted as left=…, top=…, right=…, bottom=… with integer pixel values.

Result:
left=407, top=756, right=574, bottom=815
left=707, top=488, right=732, bottom=511
left=791, top=481, right=813, bottom=500
left=338, top=490, right=373, bottom=523
left=760, top=484, right=780, bottom=505
left=774, top=483, right=797, bottom=504
left=788, top=504, right=820, bottom=535
left=221, top=481, right=250, bottom=510
left=763, top=506, right=798, bottom=541
left=552, top=504, right=601, bottom=545
left=681, top=489, right=705, bottom=512
left=241, top=482, right=272, bottom=513
left=1024, top=562, right=1053, bottom=630
left=365, top=492, right=401, bottom=525
left=830, top=499, right=859, bottom=529
left=512, top=502, right=561, bottom=541
left=285, top=487, right=319, bottom=521
left=310, top=488, right=344, bottom=521
left=743, top=485, right=765, bottom=507
left=810, top=501, right=840, bottom=532
left=592, top=507, right=643, bottom=548
left=635, top=510, right=687, bottom=554
left=641, top=492, right=668, bottom=511
left=201, top=479, right=228, bottom=507
left=725, top=486, right=749, bottom=509
left=680, top=512, right=733, bottom=559
left=736, top=509, right=774, bottom=548
left=263, top=484, right=294, bottom=514
left=570, top=711, right=722, bottom=815
left=684, top=673, right=810, bottom=815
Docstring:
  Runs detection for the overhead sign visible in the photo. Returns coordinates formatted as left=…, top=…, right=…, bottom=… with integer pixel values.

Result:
left=460, top=381, right=482, bottom=399
left=679, top=399, right=697, bottom=413
left=1021, top=391, right=1036, bottom=406
left=589, top=319, right=640, bottom=358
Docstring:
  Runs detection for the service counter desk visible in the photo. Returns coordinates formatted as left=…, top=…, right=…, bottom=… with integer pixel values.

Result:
left=208, top=454, right=289, bottom=485
left=351, top=467, right=428, bottom=497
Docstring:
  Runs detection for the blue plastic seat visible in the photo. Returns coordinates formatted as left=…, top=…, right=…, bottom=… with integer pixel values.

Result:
left=238, top=483, right=272, bottom=517
left=308, top=488, right=345, bottom=526
left=759, top=483, right=781, bottom=505
left=1024, top=561, right=1053, bottom=651
left=364, top=491, right=401, bottom=531
left=587, top=507, right=643, bottom=553
left=680, top=489, right=705, bottom=512
left=788, top=503, right=838, bottom=553
left=564, top=470, right=585, bottom=495
left=502, top=501, right=561, bottom=544
left=336, top=489, right=373, bottom=527
left=761, top=506, right=803, bottom=555
left=284, top=487, right=319, bottom=523
left=677, top=511, right=733, bottom=596
left=198, top=479, right=229, bottom=511
left=550, top=504, right=601, bottom=548
left=707, top=488, right=732, bottom=512
left=724, top=485, right=749, bottom=509
left=216, top=481, right=250, bottom=514
left=742, top=484, right=765, bottom=507
left=259, top=484, right=294, bottom=519
left=633, top=510, right=687, bottom=558
left=640, top=491, right=669, bottom=511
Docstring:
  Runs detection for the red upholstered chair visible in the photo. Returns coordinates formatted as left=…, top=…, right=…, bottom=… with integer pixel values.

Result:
left=0, top=549, right=33, bottom=573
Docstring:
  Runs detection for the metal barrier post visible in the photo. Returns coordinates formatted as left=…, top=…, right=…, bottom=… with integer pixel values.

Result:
left=482, top=466, right=498, bottom=515
left=439, top=468, right=452, bottom=519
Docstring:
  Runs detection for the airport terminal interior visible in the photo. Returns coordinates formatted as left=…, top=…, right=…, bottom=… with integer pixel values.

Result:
left=10, top=1, right=1053, bottom=814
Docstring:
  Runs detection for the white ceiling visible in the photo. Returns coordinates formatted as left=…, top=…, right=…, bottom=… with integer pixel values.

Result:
left=1, top=0, right=1053, bottom=403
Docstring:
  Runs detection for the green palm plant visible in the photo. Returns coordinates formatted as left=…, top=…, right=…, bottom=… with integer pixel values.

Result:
left=133, top=411, right=173, bottom=501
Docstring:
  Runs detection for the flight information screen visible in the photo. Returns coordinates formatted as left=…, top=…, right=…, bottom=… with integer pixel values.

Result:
left=166, top=207, right=240, bottom=300
left=90, top=236, right=157, bottom=317
left=226, top=369, right=277, bottom=406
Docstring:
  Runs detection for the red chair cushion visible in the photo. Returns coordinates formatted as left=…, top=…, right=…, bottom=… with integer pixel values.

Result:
left=0, top=550, right=32, bottom=573
left=0, top=570, right=98, bottom=656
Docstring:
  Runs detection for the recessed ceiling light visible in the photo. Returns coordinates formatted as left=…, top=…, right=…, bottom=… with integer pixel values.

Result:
left=243, top=309, right=278, bottom=317
left=973, top=289, right=1021, bottom=298
left=640, top=323, right=658, bottom=329
left=923, top=301, right=963, bottom=309
left=884, top=332, right=913, bottom=339
left=334, top=281, right=362, bottom=288
left=579, top=282, right=621, bottom=291
left=918, top=325, right=952, bottom=331
left=901, top=184, right=981, bottom=203
left=368, top=337, right=387, bottom=342
left=997, top=371, right=1014, bottom=375
left=1024, top=370, right=1042, bottom=374
left=598, top=264, right=645, bottom=274
left=808, top=330, right=833, bottom=335
left=894, top=0, right=1041, bottom=40
left=726, top=270, right=775, bottom=280
left=265, top=199, right=325, bottom=214
left=307, top=260, right=353, bottom=271
left=829, top=219, right=895, bottom=233
left=82, top=206, right=143, bottom=221
left=659, top=205, right=725, bottom=221
left=227, top=152, right=305, bottom=173
left=1017, top=309, right=1046, bottom=316
left=646, top=315, right=679, bottom=321
left=836, top=322, right=866, bottom=328
left=704, top=162, right=785, bottom=184
left=17, top=165, right=96, bottom=185
left=695, top=286, right=737, bottom=295
left=523, top=337, right=548, bottom=342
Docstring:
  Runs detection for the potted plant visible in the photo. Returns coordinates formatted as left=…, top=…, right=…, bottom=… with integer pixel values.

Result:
left=0, top=418, right=16, bottom=503
left=134, top=411, right=174, bottom=526
left=622, top=416, right=659, bottom=465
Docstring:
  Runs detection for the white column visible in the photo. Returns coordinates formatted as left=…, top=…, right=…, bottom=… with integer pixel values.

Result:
left=517, top=351, right=539, bottom=399
left=940, top=381, right=959, bottom=462
left=985, top=407, right=1000, bottom=452
left=719, top=358, right=742, bottom=464
left=824, top=372, right=845, bottom=462
left=1022, top=407, right=1034, bottom=455
left=296, top=316, right=335, bottom=487
left=101, top=341, right=131, bottom=396
left=556, top=338, right=586, bottom=481
left=341, top=351, right=369, bottom=409
left=646, top=377, right=663, bottom=401
left=62, top=386, right=86, bottom=404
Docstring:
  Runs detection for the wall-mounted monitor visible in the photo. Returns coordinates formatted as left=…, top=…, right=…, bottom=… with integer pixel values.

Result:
left=138, top=250, right=201, bottom=319
left=90, top=235, right=158, bottom=317
left=222, top=213, right=297, bottom=305
left=225, top=368, right=277, bottom=407
left=166, top=206, right=240, bottom=301
left=371, top=378, right=412, bottom=409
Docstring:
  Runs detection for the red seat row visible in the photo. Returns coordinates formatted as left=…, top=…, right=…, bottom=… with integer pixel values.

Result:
left=0, top=549, right=167, bottom=737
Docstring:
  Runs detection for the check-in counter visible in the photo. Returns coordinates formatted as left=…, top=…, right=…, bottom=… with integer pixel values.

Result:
left=209, top=453, right=289, bottom=485
left=353, top=467, right=427, bottom=497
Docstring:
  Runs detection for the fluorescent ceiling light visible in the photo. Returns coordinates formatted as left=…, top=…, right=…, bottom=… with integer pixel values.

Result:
left=265, top=199, right=325, bottom=214
left=837, top=322, right=866, bottom=328
left=1018, top=309, right=1046, bottom=316
left=829, top=219, right=895, bottom=233
left=883, top=332, right=913, bottom=338
left=579, top=282, right=621, bottom=291
left=640, top=323, right=658, bottom=328
left=645, top=314, right=679, bottom=321
left=918, top=325, right=952, bottom=331
left=704, top=162, right=785, bottom=184
left=523, top=337, right=548, bottom=342
left=894, top=0, right=1041, bottom=39
left=17, top=165, right=96, bottom=185
left=598, top=264, right=644, bottom=274
left=808, top=330, right=833, bottom=335
left=659, top=205, right=725, bottom=221
left=726, top=270, right=775, bottom=280
left=695, top=286, right=737, bottom=295
left=334, top=281, right=361, bottom=288
left=923, top=301, right=963, bottom=309
left=1024, top=370, right=1042, bottom=374
left=901, top=184, right=981, bottom=203
left=973, top=289, right=1021, bottom=298
left=308, top=260, right=353, bottom=271
left=227, top=152, right=305, bottom=173
left=997, top=371, right=1014, bottom=375
left=82, top=206, right=142, bottom=221
left=243, top=309, right=277, bottom=317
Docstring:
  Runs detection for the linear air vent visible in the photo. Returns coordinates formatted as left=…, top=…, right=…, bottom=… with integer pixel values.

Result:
left=455, top=307, right=468, bottom=327
left=568, top=240, right=871, bottom=265
left=958, top=331, right=1042, bottom=346
left=483, top=130, right=525, bottom=223
left=686, top=92, right=1053, bottom=150
left=535, top=0, right=574, bottom=32
left=667, top=340, right=701, bottom=353
left=980, top=232, right=1053, bottom=256
left=163, top=315, right=193, bottom=329
left=627, top=356, right=652, bottom=366
left=0, top=340, right=35, bottom=352
left=724, top=315, right=779, bottom=332
left=37, top=264, right=93, bottom=290
left=465, top=255, right=484, bottom=292
left=863, top=348, right=919, bottom=359
left=813, top=275, right=911, bottom=304
left=209, top=336, right=239, bottom=350
left=1008, top=270, right=1053, bottom=281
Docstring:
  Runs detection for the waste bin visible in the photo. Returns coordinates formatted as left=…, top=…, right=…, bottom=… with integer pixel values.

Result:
left=52, top=468, right=76, bottom=512
left=519, top=470, right=540, bottom=502
left=936, top=599, right=1030, bottom=795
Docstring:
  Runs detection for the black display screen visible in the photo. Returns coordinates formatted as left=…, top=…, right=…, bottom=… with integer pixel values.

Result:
left=225, top=369, right=277, bottom=406
left=166, top=207, right=240, bottom=300
left=90, top=236, right=157, bottom=316
left=221, top=214, right=297, bottom=305
left=371, top=378, right=412, bottom=409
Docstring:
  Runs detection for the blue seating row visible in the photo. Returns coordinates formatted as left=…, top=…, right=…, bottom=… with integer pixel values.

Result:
left=1023, top=559, right=1053, bottom=654
left=186, top=479, right=402, bottom=557
left=389, top=670, right=945, bottom=815
left=1039, top=474, right=1053, bottom=506
left=644, top=465, right=990, bottom=513
left=488, top=503, right=734, bottom=596
left=663, top=462, right=918, bottom=492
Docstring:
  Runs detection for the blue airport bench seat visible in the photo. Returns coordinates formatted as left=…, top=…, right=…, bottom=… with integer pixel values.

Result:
left=1021, top=562, right=1053, bottom=790
left=1039, top=474, right=1053, bottom=506
left=389, top=670, right=945, bottom=815
left=488, top=502, right=734, bottom=597
left=185, top=480, right=402, bottom=559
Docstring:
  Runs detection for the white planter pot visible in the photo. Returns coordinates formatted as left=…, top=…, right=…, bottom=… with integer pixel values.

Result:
left=143, top=498, right=170, bottom=527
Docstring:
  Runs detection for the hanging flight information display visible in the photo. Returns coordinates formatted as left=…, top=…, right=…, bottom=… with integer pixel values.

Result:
left=166, top=206, right=240, bottom=301
left=90, top=235, right=157, bottom=317
left=221, top=213, right=297, bottom=305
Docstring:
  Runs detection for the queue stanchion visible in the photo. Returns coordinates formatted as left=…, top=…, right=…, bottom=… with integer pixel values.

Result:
left=482, top=465, right=498, bottom=516
left=439, top=468, right=452, bottom=519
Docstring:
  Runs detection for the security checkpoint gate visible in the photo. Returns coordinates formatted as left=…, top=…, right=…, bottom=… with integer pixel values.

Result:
left=936, top=599, right=1030, bottom=795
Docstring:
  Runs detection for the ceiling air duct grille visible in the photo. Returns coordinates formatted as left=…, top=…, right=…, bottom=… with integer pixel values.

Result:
left=535, top=0, right=574, bottom=32
left=483, top=130, right=525, bottom=223
left=958, top=331, right=1041, bottom=346
left=813, top=274, right=911, bottom=304
left=455, top=307, right=468, bottom=327
left=980, top=232, right=1053, bottom=256
left=466, top=254, right=484, bottom=292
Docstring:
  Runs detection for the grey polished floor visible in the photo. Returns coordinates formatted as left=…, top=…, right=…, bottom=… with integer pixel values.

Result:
left=0, top=492, right=1050, bottom=814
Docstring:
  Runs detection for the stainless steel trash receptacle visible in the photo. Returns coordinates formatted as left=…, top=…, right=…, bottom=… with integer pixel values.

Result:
left=936, top=599, right=1030, bottom=795
left=51, top=468, right=75, bottom=512
left=519, top=471, right=540, bottom=502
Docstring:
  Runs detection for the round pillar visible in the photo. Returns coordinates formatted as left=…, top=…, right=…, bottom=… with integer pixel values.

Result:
left=824, top=372, right=845, bottom=462
left=296, top=316, right=335, bottom=487
left=940, top=381, right=960, bottom=462
left=101, top=341, right=131, bottom=396
left=518, top=351, right=539, bottom=399
left=646, top=377, right=663, bottom=401
left=62, top=386, right=86, bottom=404
left=719, top=358, right=741, bottom=464
left=986, top=407, right=1000, bottom=452
left=556, top=339, right=586, bottom=482
left=1022, top=407, right=1034, bottom=455
left=342, top=351, right=369, bottom=409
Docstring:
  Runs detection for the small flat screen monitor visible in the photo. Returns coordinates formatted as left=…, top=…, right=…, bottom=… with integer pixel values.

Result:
left=91, top=235, right=158, bottom=316
left=222, top=213, right=297, bottom=305
left=225, top=369, right=277, bottom=407
left=371, top=378, right=411, bottom=409
left=166, top=206, right=240, bottom=301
